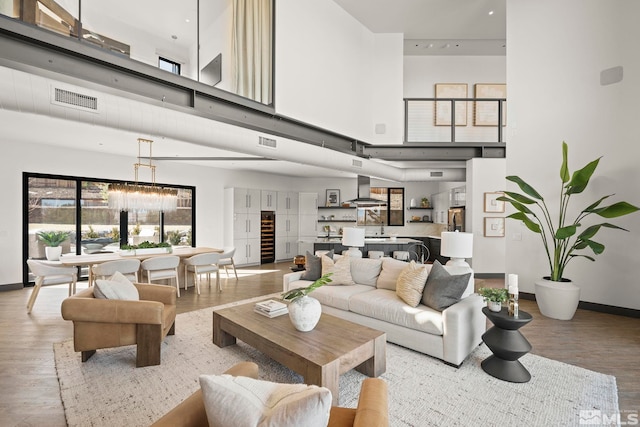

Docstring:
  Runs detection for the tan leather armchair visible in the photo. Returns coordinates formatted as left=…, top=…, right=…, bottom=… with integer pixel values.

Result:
left=151, top=362, right=389, bottom=427
left=61, top=283, right=176, bottom=367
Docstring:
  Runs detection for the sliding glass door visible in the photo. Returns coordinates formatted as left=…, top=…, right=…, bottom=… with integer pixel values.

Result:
left=24, top=172, right=195, bottom=285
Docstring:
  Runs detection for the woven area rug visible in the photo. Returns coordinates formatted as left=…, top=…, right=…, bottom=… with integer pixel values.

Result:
left=55, top=296, right=619, bottom=427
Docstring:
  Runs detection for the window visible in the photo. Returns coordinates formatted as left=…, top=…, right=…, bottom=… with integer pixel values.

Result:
left=159, top=57, right=181, bottom=75
left=368, top=187, right=405, bottom=226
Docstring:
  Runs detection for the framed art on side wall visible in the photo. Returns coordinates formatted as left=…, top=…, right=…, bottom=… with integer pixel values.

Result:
left=435, top=83, right=468, bottom=126
left=484, top=217, right=505, bottom=237
left=484, top=192, right=505, bottom=213
left=474, top=83, right=507, bottom=126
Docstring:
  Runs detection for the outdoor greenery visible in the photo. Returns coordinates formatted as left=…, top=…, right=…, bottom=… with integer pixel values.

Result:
left=478, top=287, right=509, bottom=303
left=36, top=230, right=70, bottom=247
left=498, top=142, right=639, bottom=282
left=281, top=273, right=333, bottom=302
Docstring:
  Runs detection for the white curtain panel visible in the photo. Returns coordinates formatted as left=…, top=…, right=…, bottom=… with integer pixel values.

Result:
left=232, top=0, right=273, bottom=104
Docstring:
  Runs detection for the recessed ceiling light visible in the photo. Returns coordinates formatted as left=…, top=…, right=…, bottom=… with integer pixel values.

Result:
left=185, top=18, right=190, bottom=23
left=171, top=35, right=178, bottom=40
left=488, top=10, right=494, bottom=15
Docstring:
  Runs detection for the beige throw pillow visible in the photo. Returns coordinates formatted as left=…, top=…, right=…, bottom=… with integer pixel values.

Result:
left=395, top=261, right=429, bottom=307
left=321, top=254, right=355, bottom=286
left=376, top=257, right=409, bottom=290
left=199, top=374, right=331, bottom=427
left=94, top=271, right=139, bottom=300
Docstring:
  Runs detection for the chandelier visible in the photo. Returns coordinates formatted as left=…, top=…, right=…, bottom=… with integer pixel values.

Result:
left=107, top=138, right=178, bottom=212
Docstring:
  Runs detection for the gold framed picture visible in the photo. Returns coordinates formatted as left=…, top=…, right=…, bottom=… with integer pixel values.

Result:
left=474, top=83, right=507, bottom=126
left=484, top=217, right=505, bottom=237
left=435, top=83, right=468, bottom=126
left=484, top=192, right=505, bottom=213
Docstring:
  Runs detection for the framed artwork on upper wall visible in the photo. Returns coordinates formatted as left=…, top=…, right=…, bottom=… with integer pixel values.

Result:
left=435, top=83, right=468, bottom=126
left=326, top=189, right=340, bottom=207
left=484, top=192, right=505, bottom=213
left=474, top=83, right=507, bottom=126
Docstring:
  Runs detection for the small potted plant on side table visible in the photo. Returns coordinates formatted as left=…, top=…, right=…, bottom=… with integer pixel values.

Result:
left=478, top=287, right=509, bottom=312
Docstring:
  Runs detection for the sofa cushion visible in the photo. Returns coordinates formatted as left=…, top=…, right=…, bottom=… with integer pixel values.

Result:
left=199, top=374, right=331, bottom=427
left=301, top=250, right=333, bottom=281
left=321, top=254, right=355, bottom=286
left=350, top=257, right=382, bottom=287
left=349, top=289, right=444, bottom=335
left=395, top=261, right=429, bottom=307
left=94, top=271, right=139, bottom=300
left=422, top=261, right=471, bottom=311
left=311, top=284, right=374, bottom=311
left=376, top=257, right=407, bottom=290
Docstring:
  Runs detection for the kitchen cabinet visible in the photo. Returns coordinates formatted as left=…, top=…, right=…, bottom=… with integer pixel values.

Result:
left=298, top=192, right=318, bottom=255
left=276, top=191, right=299, bottom=214
left=224, top=188, right=261, bottom=266
left=261, top=190, right=277, bottom=210
left=275, top=191, right=299, bottom=261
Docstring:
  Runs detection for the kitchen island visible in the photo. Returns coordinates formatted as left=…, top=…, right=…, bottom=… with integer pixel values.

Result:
left=314, top=237, right=424, bottom=259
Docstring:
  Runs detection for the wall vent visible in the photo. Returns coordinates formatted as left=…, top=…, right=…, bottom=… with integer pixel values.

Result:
left=430, top=171, right=444, bottom=177
left=51, top=87, right=98, bottom=112
left=258, top=136, right=277, bottom=149
left=352, top=159, right=363, bottom=168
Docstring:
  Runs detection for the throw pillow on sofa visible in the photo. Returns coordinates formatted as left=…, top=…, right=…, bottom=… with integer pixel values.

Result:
left=395, top=261, right=429, bottom=307
left=350, top=257, right=382, bottom=287
left=376, top=257, right=408, bottom=290
left=301, top=250, right=334, bottom=281
left=199, top=374, right=331, bottom=427
left=422, top=260, right=471, bottom=311
left=321, top=253, right=355, bottom=285
left=94, top=271, right=139, bottom=300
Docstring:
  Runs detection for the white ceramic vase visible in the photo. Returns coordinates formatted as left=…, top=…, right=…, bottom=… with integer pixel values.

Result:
left=535, top=278, right=580, bottom=320
left=288, top=296, right=322, bottom=332
left=487, top=300, right=502, bottom=312
left=45, top=246, right=62, bottom=261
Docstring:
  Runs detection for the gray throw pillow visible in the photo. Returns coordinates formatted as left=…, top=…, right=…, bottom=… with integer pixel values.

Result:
left=421, top=260, right=471, bottom=311
left=301, top=250, right=333, bottom=281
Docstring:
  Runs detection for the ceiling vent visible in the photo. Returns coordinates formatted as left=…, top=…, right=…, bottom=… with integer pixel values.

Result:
left=51, top=87, right=99, bottom=113
left=258, top=136, right=277, bottom=149
left=352, top=159, right=363, bottom=168
left=430, top=171, right=444, bottom=177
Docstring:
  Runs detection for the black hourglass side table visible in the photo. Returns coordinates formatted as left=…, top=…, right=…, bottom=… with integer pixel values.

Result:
left=481, top=307, right=533, bottom=383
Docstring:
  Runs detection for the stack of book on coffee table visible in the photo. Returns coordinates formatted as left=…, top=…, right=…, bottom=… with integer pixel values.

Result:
left=254, top=299, right=288, bottom=318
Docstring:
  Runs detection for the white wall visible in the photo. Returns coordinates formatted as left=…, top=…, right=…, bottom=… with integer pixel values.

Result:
left=466, top=158, right=506, bottom=274
left=275, top=0, right=403, bottom=144
left=507, top=0, right=640, bottom=309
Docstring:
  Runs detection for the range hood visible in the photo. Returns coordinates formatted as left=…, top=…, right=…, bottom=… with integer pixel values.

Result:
left=347, top=175, right=387, bottom=206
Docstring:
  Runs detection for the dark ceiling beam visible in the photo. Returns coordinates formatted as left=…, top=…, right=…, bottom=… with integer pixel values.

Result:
left=363, top=143, right=506, bottom=161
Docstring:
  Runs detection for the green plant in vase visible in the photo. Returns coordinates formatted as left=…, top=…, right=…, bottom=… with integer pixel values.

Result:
left=478, top=287, right=508, bottom=312
left=282, top=273, right=333, bottom=332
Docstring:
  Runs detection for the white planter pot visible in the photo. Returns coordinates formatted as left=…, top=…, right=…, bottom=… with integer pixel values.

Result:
left=535, top=278, right=580, bottom=320
left=45, top=246, right=62, bottom=261
left=487, top=300, right=502, bottom=312
left=288, top=296, right=322, bottom=332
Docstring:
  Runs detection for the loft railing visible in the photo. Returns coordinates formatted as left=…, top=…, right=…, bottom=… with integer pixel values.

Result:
left=404, top=97, right=507, bottom=144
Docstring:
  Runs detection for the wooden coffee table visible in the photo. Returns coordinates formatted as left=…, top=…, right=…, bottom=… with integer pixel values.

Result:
left=213, top=301, right=386, bottom=405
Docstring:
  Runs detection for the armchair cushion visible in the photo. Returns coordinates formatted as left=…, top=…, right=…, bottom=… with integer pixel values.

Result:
left=422, top=261, right=471, bottom=311
left=199, top=375, right=331, bottom=427
left=94, top=271, right=139, bottom=300
left=322, top=254, right=355, bottom=286
left=395, top=261, right=428, bottom=307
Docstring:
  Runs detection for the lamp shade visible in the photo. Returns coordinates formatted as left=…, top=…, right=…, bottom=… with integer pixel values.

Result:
left=342, top=227, right=365, bottom=247
left=441, top=231, right=473, bottom=259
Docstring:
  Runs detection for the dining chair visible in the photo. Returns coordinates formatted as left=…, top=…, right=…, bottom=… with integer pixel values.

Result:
left=183, top=252, right=221, bottom=294
left=141, top=255, right=181, bottom=296
left=90, top=258, right=141, bottom=286
left=217, top=247, right=238, bottom=280
left=26, top=259, right=78, bottom=314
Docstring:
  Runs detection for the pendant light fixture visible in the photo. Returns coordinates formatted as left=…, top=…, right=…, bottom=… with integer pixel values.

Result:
left=107, top=138, right=178, bottom=212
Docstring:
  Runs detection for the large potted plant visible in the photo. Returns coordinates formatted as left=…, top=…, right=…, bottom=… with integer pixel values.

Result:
left=498, top=142, right=639, bottom=320
left=37, top=230, right=70, bottom=261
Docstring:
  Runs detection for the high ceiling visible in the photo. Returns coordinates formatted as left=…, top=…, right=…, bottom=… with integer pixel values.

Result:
left=2, top=0, right=506, bottom=179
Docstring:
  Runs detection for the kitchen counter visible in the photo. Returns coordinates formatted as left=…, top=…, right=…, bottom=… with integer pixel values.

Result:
left=314, top=237, right=422, bottom=244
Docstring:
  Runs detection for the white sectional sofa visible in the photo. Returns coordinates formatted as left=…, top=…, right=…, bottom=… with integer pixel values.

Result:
left=283, top=256, right=486, bottom=367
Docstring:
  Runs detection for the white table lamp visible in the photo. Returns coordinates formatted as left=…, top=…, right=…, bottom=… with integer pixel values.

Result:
left=441, top=231, right=473, bottom=267
left=342, top=227, right=365, bottom=258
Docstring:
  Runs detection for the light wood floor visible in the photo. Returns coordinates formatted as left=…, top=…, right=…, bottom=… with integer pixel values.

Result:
left=2, top=262, right=638, bottom=426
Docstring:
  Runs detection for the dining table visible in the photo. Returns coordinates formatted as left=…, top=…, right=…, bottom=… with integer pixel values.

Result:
left=59, top=246, right=223, bottom=289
